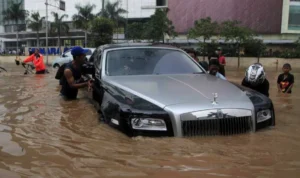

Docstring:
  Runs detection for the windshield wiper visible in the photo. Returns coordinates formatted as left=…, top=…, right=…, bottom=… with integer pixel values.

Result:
left=193, top=72, right=205, bottom=74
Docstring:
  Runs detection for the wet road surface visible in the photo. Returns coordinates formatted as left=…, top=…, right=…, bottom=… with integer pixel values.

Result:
left=0, top=63, right=300, bottom=178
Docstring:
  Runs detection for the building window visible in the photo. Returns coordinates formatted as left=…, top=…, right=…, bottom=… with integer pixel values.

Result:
left=156, top=0, right=167, bottom=6
left=288, top=4, right=300, bottom=30
left=63, top=39, right=71, bottom=46
left=75, top=39, right=83, bottom=46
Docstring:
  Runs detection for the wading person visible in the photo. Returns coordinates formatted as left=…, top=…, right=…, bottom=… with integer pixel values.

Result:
left=22, top=49, right=46, bottom=74
left=208, top=59, right=226, bottom=80
left=242, top=63, right=269, bottom=97
left=277, top=63, right=294, bottom=94
left=60, top=46, right=93, bottom=100
left=217, top=49, right=226, bottom=77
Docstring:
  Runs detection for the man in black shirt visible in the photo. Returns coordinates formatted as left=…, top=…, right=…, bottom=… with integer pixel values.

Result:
left=277, top=63, right=294, bottom=94
left=242, top=63, right=269, bottom=97
left=60, top=46, right=92, bottom=99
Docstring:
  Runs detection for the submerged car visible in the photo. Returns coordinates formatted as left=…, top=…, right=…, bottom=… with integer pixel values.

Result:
left=52, top=48, right=95, bottom=68
left=89, top=43, right=275, bottom=137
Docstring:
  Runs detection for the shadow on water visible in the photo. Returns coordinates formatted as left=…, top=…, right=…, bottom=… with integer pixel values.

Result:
left=0, top=63, right=300, bottom=177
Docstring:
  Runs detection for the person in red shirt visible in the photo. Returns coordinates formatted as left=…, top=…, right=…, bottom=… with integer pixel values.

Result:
left=22, top=49, right=46, bottom=74
left=217, top=49, right=226, bottom=77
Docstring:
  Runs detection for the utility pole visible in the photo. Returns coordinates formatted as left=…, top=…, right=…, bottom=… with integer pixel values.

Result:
left=45, top=0, right=49, bottom=65
left=102, top=0, right=105, bottom=16
left=45, top=0, right=65, bottom=66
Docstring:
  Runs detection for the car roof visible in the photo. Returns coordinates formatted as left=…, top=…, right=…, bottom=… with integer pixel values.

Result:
left=96, top=43, right=180, bottom=51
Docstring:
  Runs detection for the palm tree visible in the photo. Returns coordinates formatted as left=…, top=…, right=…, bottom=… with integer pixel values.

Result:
left=2, top=0, right=28, bottom=54
left=99, top=1, right=127, bottom=42
left=50, top=12, right=69, bottom=54
left=72, top=3, right=96, bottom=47
left=28, top=12, right=45, bottom=48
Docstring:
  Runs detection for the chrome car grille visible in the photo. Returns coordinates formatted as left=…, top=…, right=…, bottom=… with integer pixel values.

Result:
left=181, top=116, right=252, bottom=136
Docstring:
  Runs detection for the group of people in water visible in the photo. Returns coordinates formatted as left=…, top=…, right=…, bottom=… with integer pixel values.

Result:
left=20, top=46, right=294, bottom=100
left=185, top=48, right=294, bottom=97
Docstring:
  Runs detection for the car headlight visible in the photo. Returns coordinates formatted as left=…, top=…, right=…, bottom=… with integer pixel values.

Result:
left=131, top=118, right=167, bottom=131
left=257, top=109, right=272, bottom=123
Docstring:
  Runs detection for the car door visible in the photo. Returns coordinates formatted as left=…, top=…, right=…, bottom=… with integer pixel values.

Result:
left=92, top=49, right=104, bottom=104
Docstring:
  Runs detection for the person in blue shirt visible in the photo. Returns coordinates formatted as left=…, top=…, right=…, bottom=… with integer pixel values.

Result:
left=208, top=59, right=226, bottom=80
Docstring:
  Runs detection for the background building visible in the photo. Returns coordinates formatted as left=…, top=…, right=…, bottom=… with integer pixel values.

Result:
left=167, top=0, right=299, bottom=45
left=0, top=0, right=165, bottom=52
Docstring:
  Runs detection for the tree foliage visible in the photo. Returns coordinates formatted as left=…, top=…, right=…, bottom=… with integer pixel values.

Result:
left=28, top=12, right=45, bottom=47
left=188, top=17, right=218, bottom=42
left=2, top=0, right=28, bottom=51
left=244, top=38, right=266, bottom=61
left=90, top=17, right=115, bottom=47
left=188, top=17, right=218, bottom=60
left=126, top=22, right=145, bottom=41
left=50, top=12, right=69, bottom=52
left=73, top=3, right=96, bottom=47
left=143, top=9, right=177, bottom=42
left=220, top=20, right=253, bottom=44
left=99, top=1, right=127, bottom=26
left=2, top=0, right=28, bottom=27
left=72, top=3, right=96, bottom=31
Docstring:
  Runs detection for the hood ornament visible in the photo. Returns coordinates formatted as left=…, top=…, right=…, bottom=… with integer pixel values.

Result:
left=212, top=93, right=218, bottom=105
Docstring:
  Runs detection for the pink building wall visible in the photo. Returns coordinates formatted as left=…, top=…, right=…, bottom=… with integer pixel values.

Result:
left=167, top=0, right=283, bottom=34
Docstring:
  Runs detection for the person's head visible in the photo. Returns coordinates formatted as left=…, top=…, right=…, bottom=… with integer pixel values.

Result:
left=185, top=49, right=197, bottom=60
left=245, top=63, right=266, bottom=86
left=34, top=48, right=39, bottom=55
left=216, top=47, right=223, bottom=56
left=208, top=58, right=220, bottom=76
left=71, top=46, right=89, bottom=65
left=282, top=63, right=292, bottom=74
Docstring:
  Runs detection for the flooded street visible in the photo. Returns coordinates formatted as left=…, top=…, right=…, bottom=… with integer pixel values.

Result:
left=1, top=63, right=300, bottom=178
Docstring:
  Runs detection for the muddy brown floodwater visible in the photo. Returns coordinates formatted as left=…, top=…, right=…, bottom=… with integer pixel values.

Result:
left=0, top=63, right=300, bottom=178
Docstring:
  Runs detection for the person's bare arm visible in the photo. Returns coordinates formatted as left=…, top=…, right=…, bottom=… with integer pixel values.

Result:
left=277, top=84, right=281, bottom=92
left=285, top=83, right=294, bottom=93
left=64, top=69, right=88, bottom=89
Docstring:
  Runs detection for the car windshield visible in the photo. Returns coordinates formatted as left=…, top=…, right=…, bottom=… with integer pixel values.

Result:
left=106, top=48, right=205, bottom=76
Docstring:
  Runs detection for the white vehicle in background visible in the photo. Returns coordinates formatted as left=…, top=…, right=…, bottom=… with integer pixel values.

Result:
left=52, top=48, right=95, bottom=68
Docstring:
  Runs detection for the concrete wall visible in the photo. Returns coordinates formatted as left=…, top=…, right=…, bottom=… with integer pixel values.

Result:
left=201, top=57, right=300, bottom=72
left=1, top=56, right=300, bottom=72
left=0, top=56, right=57, bottom=65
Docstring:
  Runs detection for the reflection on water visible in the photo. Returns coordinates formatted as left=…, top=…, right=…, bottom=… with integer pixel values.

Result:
left=0, top=64, right=300, bottom=177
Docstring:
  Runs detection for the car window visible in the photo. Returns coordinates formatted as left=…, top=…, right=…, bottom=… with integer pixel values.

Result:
left=64, top=51, right=71, bottom=57
left=105, top=48, right=205, bottom=76
left=89, top=50, right=98, bottom=63
left=85, top=49, right=93, bottom=56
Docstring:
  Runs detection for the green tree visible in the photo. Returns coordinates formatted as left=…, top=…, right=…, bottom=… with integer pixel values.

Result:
left=188, top=17, right=218, bottom=60
left=72, top=3, right=96, bottom=47
left=28, top=12, right=45, bottom=48
left=90, top=17, right=114, bottom=46
left=244, top=39, right=266, bottom=62
left=50, top=12, right=69, bottom=53
left=2, top=0, right=28, bottom=54
left=220, top=20, right=253, bottom=68
left=127, top=22, right=145, bottom=42
left=144, top=9, right=177, bottom=43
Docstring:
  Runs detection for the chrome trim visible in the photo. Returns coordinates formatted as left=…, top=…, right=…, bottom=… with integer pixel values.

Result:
left=181, top=109, right=252, bottom=121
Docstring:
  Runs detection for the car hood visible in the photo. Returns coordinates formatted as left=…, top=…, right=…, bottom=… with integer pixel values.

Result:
left=105, top=74, right=253, bottom=110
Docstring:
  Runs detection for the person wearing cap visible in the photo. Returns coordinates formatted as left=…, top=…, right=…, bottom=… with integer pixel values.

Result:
left=60, top=46, right=93, bottom=99
left=22, top=48, right=46, bottom=74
